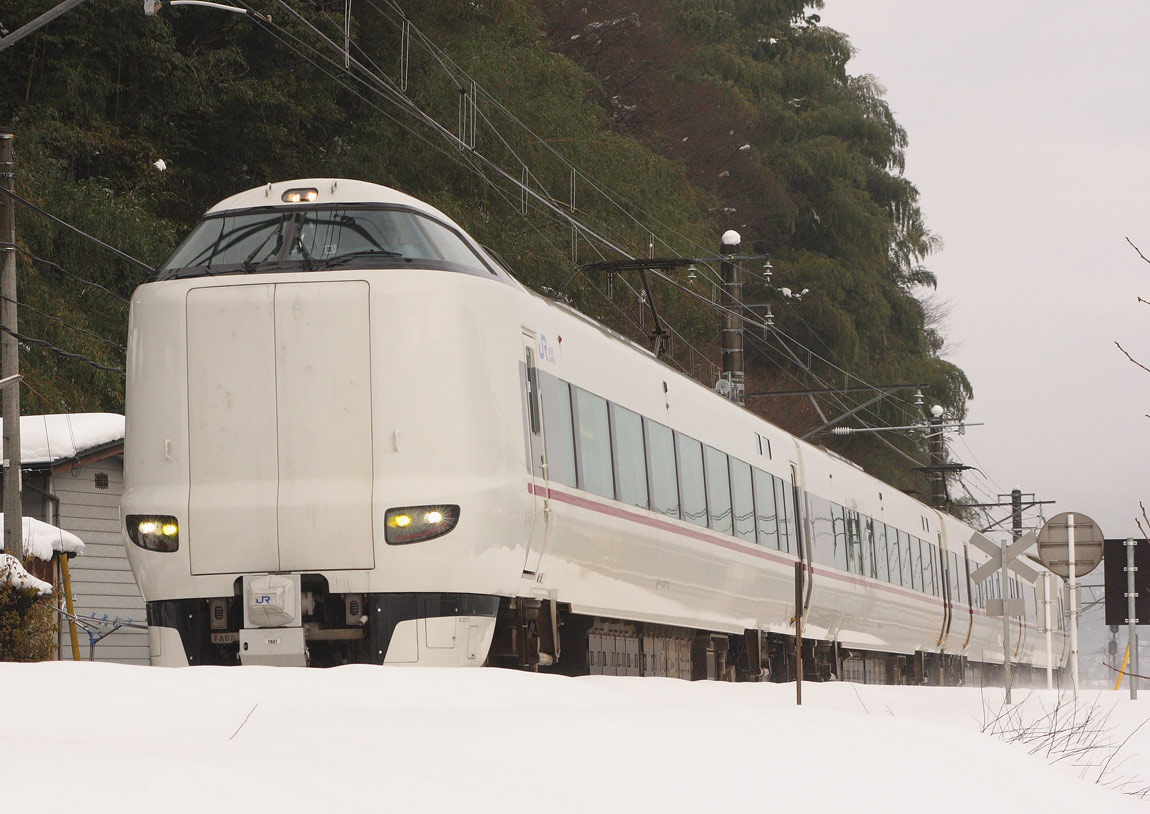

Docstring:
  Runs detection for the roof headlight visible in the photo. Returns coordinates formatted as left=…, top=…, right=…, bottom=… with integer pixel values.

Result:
left=385, top=505, right=459, bottom=545
left=126, top=515, right=180, bottom=552
left=281, top=187, right=319, bottom=203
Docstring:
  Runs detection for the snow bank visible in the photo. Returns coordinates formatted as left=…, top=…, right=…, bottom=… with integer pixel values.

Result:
left=0, top=664, right=1147, bottom=813
left=0, top=413, right=124, bottom=465
left=0, top=515, right=85, bottom=560
left=0, top=553, right=51, bottom=595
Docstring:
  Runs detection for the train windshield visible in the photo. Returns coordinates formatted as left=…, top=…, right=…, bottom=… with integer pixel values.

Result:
left=155, top=205, right=498, bottom=280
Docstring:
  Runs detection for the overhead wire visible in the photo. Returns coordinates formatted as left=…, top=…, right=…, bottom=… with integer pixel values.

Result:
left=0, top=326, right=125, bottom=377
left=0, top=188, right=155, bottom=276
left=2, top=295, right=127, bottom=352
left=3, top=243, right=130, bottom=305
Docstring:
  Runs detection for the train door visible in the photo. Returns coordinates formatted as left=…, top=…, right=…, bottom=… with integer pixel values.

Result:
left=186, top=281, right=376, bottom=575
left=521, top=332, right=550, bottom=574
left=790, top=464, right=813, bottom=615
left=935, top=532, right=952, bottom=650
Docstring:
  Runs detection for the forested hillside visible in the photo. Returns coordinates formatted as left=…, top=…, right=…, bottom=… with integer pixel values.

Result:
left=0, top=0, right=970, bottom=494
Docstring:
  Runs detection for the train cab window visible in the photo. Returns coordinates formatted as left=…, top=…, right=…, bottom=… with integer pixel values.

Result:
left=730, top=459, right=756, bottom=543
left=752, top=468, right=780, bottom=549
left=158, top=205, right=498, bottom=279
left=539, top=373, right=576, bottom=488
left=675, top=433, right=708, bottom=528
left=830, top=503, right=848, bottom=571
left=573, top=387, right=614, bottom=499
left=410, top=215, right=493, bottom=271
left=163, top=211, right=284, bottom=270
left=704, top=446, right=733, bottom=535
left=645, top=419, right=679, bottom=518
left=775, top=476, right=793, bottom=554
left=610, top=404, right=648, bottom=510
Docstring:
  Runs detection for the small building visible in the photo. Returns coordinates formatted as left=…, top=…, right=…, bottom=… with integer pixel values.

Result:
left=1, top=414, right=144, bottom=664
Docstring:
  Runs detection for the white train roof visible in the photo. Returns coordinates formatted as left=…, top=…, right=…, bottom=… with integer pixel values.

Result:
left=206, top=178, right=461, bottom=229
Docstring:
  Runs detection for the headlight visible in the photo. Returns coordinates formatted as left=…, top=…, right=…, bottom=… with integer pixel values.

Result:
left=281, top=187, right=319, bottom=203
left=385, top=505, right=459, bottom=545
left=126, top=515, right=180, bottom=552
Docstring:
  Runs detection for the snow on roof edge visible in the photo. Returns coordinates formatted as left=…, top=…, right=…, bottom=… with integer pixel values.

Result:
left=0, top=515, right=85, bottom=560
left=0, top=413, right=125, bottom=466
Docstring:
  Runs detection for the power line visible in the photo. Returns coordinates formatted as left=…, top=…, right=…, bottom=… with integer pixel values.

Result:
left=2, top=243, right=130, bottom=305
left=0, top=325, right=124, bottom=376
left=0, top=187, right=155, bottom=276
left=2, top=295, right=126, bottom=351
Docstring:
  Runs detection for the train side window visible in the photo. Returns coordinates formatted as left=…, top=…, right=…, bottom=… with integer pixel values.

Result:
left=910, top=538, right=924, bottom=593
left=919, top=541, right=933, bottom=595
left=676, top=432, right=703, bottom=528
left=845, top=510, right=862, bottom=575
left=644, top=419, right=679, bottom=518
left=920, top=542, right=938, bottom=593
left=752, top=468, right=779, bottom=549
left=704, top=446, right=733, bottom=535
left=729, top=459, right=756, bottom=543
left=808, top=495, right=835, bottom=567
left=862, top=516, right=877, bottom=579
left=950, top=552, right=963, bottom=604
left=538, top=372, right=576, bottom=487
left=886, top=525, right=902, bottom=586
left=897, top=530, right=914, bottom=590
left=675, top=433, right=708, bottom=528
left=573, top=387, right=614, bottom=499
left=830, top=503, right=848, bottom=571
left=874, top=521, right=890, bottom=582
left=775, top=475, right=793, bottom=554
left=610, top=403, right=648, bottom=510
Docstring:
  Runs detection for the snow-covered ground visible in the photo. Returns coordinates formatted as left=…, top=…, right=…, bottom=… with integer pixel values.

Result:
left=3, top=664, right=1149, bottom=812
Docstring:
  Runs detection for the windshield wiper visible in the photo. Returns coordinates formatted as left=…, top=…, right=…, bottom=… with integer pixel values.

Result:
left=295, top=236, right=317, bottom=271
left=320, top=248, right=402, bottom=269
left=241, top=217, right=288, bottom=272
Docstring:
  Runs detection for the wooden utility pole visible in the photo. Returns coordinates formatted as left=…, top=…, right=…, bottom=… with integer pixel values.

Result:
left=1, top=131, right=22, bottom=561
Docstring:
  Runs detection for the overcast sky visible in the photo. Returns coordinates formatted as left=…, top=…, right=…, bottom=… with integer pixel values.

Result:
left=819, top=1, right=1150, bottom=541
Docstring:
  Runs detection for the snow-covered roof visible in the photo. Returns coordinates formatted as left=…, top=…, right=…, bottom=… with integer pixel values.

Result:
left=0, top=413, right=124, bottom=466
left=0, top=554, right=51, bottom=595
left=0, top=515, right=85, bottom=561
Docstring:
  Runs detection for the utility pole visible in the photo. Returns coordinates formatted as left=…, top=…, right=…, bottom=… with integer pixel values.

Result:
left=1125, top=537, right=1139, bottom=700
left=928, top=411, right=947, bottom=510
left=719, top=230, right=744, bottom=406
left=1, top=131, right=21, bottom=562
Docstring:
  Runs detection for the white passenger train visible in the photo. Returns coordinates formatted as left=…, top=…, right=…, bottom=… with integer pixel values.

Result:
left=123, top=178, right=1067, bottom=683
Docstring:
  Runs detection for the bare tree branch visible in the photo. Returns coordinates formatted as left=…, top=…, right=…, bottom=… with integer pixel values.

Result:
left=1126, top=236, right=1150, bottom=265
left=1115, top=341, right=1150, bottom=376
